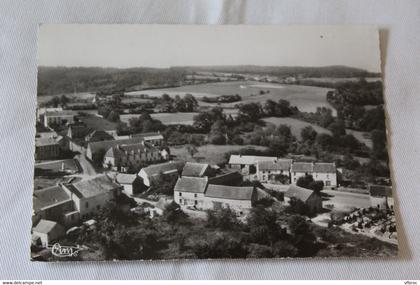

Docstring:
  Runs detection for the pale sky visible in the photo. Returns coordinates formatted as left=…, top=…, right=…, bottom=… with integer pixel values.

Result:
left=38, top=25, right=381, bottom=72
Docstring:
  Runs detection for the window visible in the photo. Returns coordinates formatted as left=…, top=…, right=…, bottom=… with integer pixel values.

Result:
left=179, top=192, right=182, bottom=196
left=194, top=200, right=198, bottom=205
left=179, top=199, right=183, bottom=204
left=194, top=194, right=197, bottom=198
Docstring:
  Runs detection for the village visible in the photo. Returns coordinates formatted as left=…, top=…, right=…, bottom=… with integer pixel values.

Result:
left=32, top=102, right=397, bottom=260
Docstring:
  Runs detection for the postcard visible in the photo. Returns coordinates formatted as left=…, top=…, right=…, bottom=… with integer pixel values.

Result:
left=32, top=25, right=397, bottom=261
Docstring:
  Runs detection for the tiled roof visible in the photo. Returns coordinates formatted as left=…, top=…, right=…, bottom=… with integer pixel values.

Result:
left=174, top=177, right=208, bottom=193
left=140, top=161, right=185, bottom=177
left=104, top=143, right=152, bottom=159
left=64, top=175, right=121, bottom=198
left=131, top=132, right=163, bottom=140
left=86, top=130, right=114, bottom=142
left=45, top=110, right=76, bottom=117
left=285, top=185, right=315, bottom=202
left=33, top=185, right=71, bottom=212
left=182, top=162, right=209, bottom=177
left=116, top=173, right=138, bottom=184
left=228, top=155, right=278, bottom=165
left=205, top=184, right=255, bottom=200
left=33, top=219, right=63, bottom=234
left=208, top=171, right=243, bottom=186
left=291, top=162, right=313, bottom=173
left=313, top=162, right=336, bottom=173
left=369, top=185, right=392, bottom=197
left=88, top=137, right=144, bottom=155
left=258, top=159, right=292, bottom=171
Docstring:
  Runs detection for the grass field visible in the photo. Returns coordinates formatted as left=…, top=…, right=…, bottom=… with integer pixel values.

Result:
left=170, top=144, right=269, bottom=165
left=262, top=117, right=331, bottom=139
left=120, top=112, right=198, bottom=125
left=125, top=80, right=335, bottom=114
left=79, top=114, right=118, bottom=131
left=346, top=129, right=373, bottom=148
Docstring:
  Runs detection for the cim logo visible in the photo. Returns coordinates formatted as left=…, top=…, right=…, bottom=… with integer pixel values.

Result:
left=50, top=243, right=82, bottom=258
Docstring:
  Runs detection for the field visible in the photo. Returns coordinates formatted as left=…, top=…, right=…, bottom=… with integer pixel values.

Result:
left=299, top=77, right=382, bottom=84
left=79, top=114, right=118, bottom=131
left=346, top=129, right=373, bottom=148
left=125, top=81, right=335, bottom=114
left=170, top=144, right=269, bottom=165
left=262, top=117, right=331, bottom=139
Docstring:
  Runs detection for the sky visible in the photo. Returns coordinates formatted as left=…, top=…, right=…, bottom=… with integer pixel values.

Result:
left=38, top=25, right=381, bottom=72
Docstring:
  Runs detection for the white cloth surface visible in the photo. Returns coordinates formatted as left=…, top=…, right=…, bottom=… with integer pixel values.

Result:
left=0, top=0, right=419, bottom=280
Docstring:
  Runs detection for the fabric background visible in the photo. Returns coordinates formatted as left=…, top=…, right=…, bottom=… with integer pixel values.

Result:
left=0, top=0, right=419, bottom=280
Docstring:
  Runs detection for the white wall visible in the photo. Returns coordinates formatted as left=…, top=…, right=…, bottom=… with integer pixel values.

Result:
left=174, top=191, right=205, bottom=209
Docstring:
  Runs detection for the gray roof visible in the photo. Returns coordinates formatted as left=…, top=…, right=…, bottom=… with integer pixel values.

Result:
left=205, top=184, right=255, bottom=200
left=140, top=161, right=185, bottom=177
left=291, top=162, right=313, bottom=173
left=44, top=110, right=75, bottom=117
left=182, top=162, right=209, bottom=177
left=104, top=143, right=157, bottom=159
left=369, top=185, right=392, bottom=197
left=64, top=175, right=121, bottom=198
left=258, top=159, right=292, bottom=171
left=313, top=162, right=336, bottom=173
left=33, top=219, right=63, bottom=234
left=174, top=177, right=208, bottom=193
left=116, top=173, right=139, bottom=184
left=33, top=185, right=71, bottom=212
left=228, top=155, right=278, bottom=165
left=88, top=137, right=144, bottom=155
left=285, top=185, right=316, bottom=202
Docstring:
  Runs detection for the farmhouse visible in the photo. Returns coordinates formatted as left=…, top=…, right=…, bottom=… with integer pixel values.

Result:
left=43, top=110, right=75, bottom=128
left=291, top=162, right=337, bottom=188
left=174, top=176, right=208, bottom=209
left=32, top=219, right=65, bottom=247
left=32, top=185, right=76, bottom=227
left=116, top=173, right=143, bottom=195
left=103, top=142, right=163, bottom=172
left=256, top=159, right=292, bottom=183
left=369, top=185, right=393, bottom=209
left=62, top=175, right=122, bottom=219
left=181, top=162, right=212, bottom=177
left=35, top=135, right=64, bottom=160
left=86, top=136, right=145, bottom=161
left=228, top=155, right=278, bottom=175
left=37, top=107, right=63, bottom=122
left=138, top=161, right=185, bottom=187
left=284, top=184, right=323, bottom=214
left=203, top=185, right=257, bottom=213
left=130, top=132, right=164, bottom=146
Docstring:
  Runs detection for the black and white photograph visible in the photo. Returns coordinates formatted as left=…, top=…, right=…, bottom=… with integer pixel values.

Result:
left=32, top=25, right=398, bottom=261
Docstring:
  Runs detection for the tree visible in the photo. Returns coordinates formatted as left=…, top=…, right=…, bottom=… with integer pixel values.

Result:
left=206, top=208, right=241, bottom=230
left=328, top=119, right=346, bottom=137
left=163, top=202, right=188, bottom=224
left=237, top=102, right=263, bottom=123
left=301, top=126, right=318, bottom=142
left=107, top=110, right=120, bottom=122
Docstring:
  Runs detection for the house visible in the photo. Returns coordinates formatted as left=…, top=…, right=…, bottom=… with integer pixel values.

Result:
left=37, top=107, right=63, bottom=122
left=103, top=142, right=163, bottom=172
left=67, top=123, right=91, bottom=139
left=203, top=185, right=257, bottom=213
left=369, top=185, right=393, bottom=209
left=228, top=155, right=278, bottom=176
left=290, top=162, right=337, bottom=188
left=284, top=184, right=323, bottom=214
left=86, top=137, right=145, bottom=161
left=32, top=185, right=78, bottom=227
left=62, top=175, right=122, bottom=218
left=116, top=173, right=143, bottom=195
left=313, top=163, right=337, bottom=188
left=256, top=159, right=292, bottom=183
left=35, top=136, right=64, bottom=160
left=130, top=132, right=164, bottom=146
left=43, top=110, right=75, bottom=128
left=173, top=176, right=208, bottom=209
left=32, top=219, right=65, bottom=247
left=138, top=161, right=185, bottom=187
left=181, top=162, right=212, bottom=177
